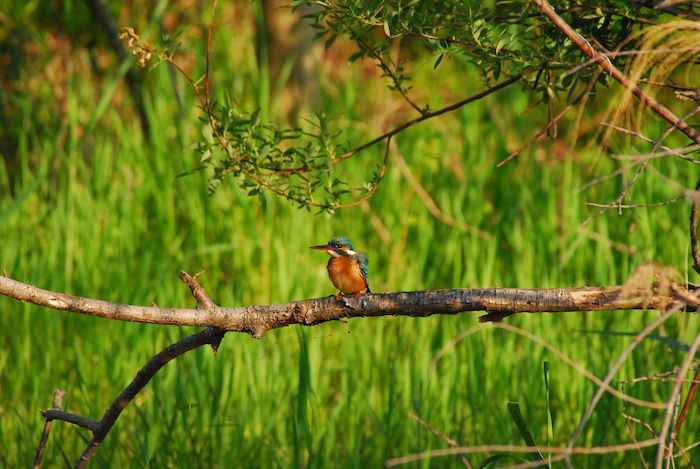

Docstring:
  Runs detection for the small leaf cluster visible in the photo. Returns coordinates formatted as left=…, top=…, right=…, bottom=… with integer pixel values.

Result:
left=195, top=101, right=361, bottom=212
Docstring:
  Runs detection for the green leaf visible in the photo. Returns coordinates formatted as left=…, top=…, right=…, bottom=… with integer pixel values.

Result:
left=434, top=53, right=444, bottom=69
left=506, top=402, right=543, bottom=461
left=544, top=361, right=554, bottom=469
left=250, top=108, right=261, bottom=127
left=383, top=19, right=391, bottom=37
left=325, top=33, right=337, bottom=51
left=200, top=149, right=212, bottom=163
left=495, top=36, right=508, bottom=55
left=258, top=189, right=267, bottom=211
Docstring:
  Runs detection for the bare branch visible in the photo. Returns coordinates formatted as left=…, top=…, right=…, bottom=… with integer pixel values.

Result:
left=27, top=274, right=228, bottom=467
left=566, top=299, right=689, bottom=454
left=180, top=271, right=216, bottom=308
left=75, top=326, right=225, bottom=468
left=1, top=274, right=698, bottom=339
left=533, top=0, right=700, bottom=146
left=584, top=106, right=700, bottom=225
left=585, top=198, right=681, bottom=209
left=42, top=409, right=98, bottom=432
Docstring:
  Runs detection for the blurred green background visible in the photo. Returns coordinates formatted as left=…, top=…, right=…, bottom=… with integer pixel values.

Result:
left=1, top=1, right=698, bottom=467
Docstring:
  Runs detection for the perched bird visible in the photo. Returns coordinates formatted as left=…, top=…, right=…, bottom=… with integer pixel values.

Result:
left=310, top=236, right=370, bottom=299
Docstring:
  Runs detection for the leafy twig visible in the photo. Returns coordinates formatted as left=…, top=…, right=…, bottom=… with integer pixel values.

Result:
left=533, top=0, right=700, bottom=145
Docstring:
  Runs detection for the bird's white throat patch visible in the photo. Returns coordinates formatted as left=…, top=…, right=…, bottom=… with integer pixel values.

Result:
left=328, top=248, right=356, bottom=257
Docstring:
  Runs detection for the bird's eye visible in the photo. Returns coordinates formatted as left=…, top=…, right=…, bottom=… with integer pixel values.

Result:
left=332, top=243, right=340, bottom=249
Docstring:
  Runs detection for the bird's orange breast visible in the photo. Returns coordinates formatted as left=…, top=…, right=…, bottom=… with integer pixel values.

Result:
left=327, top=256, right=368, bottom=295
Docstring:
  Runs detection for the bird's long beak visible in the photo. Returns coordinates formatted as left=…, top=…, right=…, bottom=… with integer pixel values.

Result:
left=310, top=244, right=331, bottom=251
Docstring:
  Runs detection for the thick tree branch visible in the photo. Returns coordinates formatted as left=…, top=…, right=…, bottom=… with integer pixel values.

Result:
left=533, top=0, right=700, bottom=146
left=1, top=273, right=698, bottom=339
left=13, top=269, right=697, bottom=466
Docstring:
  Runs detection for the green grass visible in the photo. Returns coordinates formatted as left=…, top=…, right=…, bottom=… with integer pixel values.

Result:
left=1, top=3, right=699, bottom=467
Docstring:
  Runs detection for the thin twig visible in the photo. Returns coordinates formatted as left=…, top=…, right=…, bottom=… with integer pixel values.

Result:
left=42, top=409, right=98, bottom=432
left=585, top=198, right=681, bottom=209
left=691, top=178, right=700, bottom=275
left=385, top=438, right=660, bottom=467
left=497, top=83, right=592, bottom=167
left=622, top=411, right=658, bottom=439
left=621, top=383, right=651, bottom=469
left=314, top=71, right=533, bottom=169
left=533, top=0, right=700, bottom=145
left=584, top=106, right=700, bottom=224
left=611, top=144, right=700, bottom=165
left=491, top=323, right=665, bottom=410
left=392, top=149, right=490, bottom=239
left=655, top=327, right=700, bottom=467
left=33, top=389, right=67, bottom=469
left=563, top=46, right=700, bottom=78
left=602, top=123, right=700, bottom=166
left=348, top=25, right=424, bottom=115
left=674, top=435, right=698, bottom=469
left=407, top=413, right=472, bottom=468
left=565, top=298, right=692, bottom=454
left=577, top=161, right=640, bottom=193
left=676, top=440, right=700, bottom=459
left=333, top=136, right=391, bottom=209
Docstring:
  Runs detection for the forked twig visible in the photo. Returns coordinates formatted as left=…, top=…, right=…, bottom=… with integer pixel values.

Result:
left=33, top=389, right=67, bottom=469
left=621, top=383, right=652, bottom=469
left=497, top=82, right=593, bottom=167
left=565, top=298, right=691, bottom=455
left=655, top=327, right=700, bottom=467
left=584, top=106, right=700, bottom=225
left=30, top=274, right=226, bottom=468
left=533, top=0, right=700, bottom=145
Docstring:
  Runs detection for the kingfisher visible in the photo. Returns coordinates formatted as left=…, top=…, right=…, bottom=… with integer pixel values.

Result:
left=310, top=236, right=370, bottom=299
